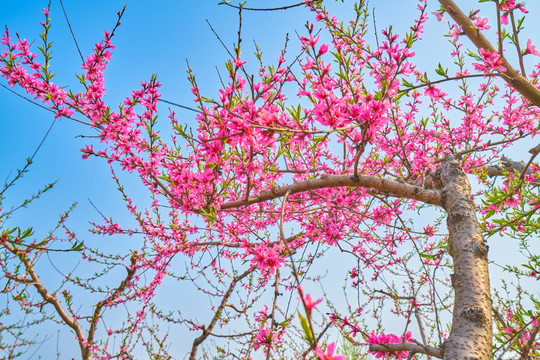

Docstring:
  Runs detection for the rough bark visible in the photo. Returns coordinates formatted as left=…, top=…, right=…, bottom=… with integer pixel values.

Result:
left=432, top=154, right=492, bottom=360
left=211, top=155, right=491, bottom=359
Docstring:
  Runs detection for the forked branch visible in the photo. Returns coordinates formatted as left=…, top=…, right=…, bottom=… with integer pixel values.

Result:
left=438, top=0, right=540, bottom=106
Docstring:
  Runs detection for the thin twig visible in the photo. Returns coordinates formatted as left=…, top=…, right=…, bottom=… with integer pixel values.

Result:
left=509, top=12, right=526, bottom=75
left=0, top=84, right=89, bottom=125
left=398, top=73, right=497, bottom=94
left=496, top=1, right=503, bottom=56
left=220, top=2, right=304, bottom=12
left=159, top=98, right=202, bottom=113
left=59, top=0, right=84, bottom=62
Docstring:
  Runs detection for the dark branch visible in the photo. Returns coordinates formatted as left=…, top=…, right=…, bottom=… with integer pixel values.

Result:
left=59, top=0, right=84, bottom=62
left=0, top=84, right=90, bottom=125
left=160, top=98, right=202, bottom=113
left=220, top=2, right=304, bottom=11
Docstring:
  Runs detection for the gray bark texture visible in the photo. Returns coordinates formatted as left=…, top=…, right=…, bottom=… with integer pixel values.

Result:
left=432, top=154, right=492, bottom=360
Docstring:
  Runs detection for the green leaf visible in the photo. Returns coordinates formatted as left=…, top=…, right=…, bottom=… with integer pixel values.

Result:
left=20, top=227, right=34, bottom=239
left=435, top=63, right=448, bottom=77
left=418, top=252, right=436, bottom=260
left=401, top=79, right=413, bottom=88
left=298, top=311, right=313, bottom=343
left=70, top=241, right=84, bottom=252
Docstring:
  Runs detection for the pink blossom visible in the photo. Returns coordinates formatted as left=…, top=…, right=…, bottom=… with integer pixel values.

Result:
left=424, top=85, right=446, bottom=101
left=315, top=342, right=346, bottom=360
left=449, top=24, right=462, bottom=42
left=423, top=225, right=435, bottom=237
left=81, top=145, right=94, bottom=159
left=474, top=17, right=490, bottom=30
left=300, top=34, right=320, bottom=48
left=367, top=331, right=412, bottom=359
left=472, top=48, right=506, bottom=74
left=499, top=0, right=516, bottom=11
left=300, top=293, right=323, bottom=312
left=431, top=11, right=444, bottom=22
left=504, top=196, right=520, bottom=208
left=517, top=3, right=528, bottom=13
left=0, top=30, right=10, bottom=46
left=250, top=243, right=284, bottom=276
left=499, top=1, right=528, bottom=24
left=501, top=13, right=509, bottom=25
left=499, top=0, right=527, bottom=13
left=318, top=43, right=329, bottom=55
left=254, top=305, right=269, bottom=323
left=253, top=327, right=281, bottom=350
left=525, top=39, right=540, bottom=56
left=233, top=57, right=247, bottom=68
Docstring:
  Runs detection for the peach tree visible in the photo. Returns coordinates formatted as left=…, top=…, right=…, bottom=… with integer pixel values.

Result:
left=1, top=0, right=540, bottom=359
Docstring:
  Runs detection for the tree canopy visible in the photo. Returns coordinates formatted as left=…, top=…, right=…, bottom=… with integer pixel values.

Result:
left=1, top=0, right=540, bottom=359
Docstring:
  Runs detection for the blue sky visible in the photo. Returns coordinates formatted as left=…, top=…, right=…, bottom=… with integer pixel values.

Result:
left=2, top=0, right=540, bottom=358
left=0, top=1, right=440, bottom=230
left=0, top=3, right=423, bottom=243
left=0, top=0, right=334, bottom=237
left=0, top=1, right=340, bottom=357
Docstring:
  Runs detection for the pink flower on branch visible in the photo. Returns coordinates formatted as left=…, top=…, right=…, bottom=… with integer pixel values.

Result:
left=249, top=243, right=284, bottom=276
left=3, top=0, right=540, bottom=357
left=299, top=293, right=323, bottom=313
left=524, top=39, right=540, bottom=56
left=315, top=342, right=347, bottom=360
left=431, top=11, right=444, bottom=22
left=318, top=43, right=329, bottom=56
left=499, top=1, right=528, bottom=25
left=253, top=327, right=282, bottom=350
left=448, top=24, right=462, bottom=42
left=300, top=33, right=320, bottom=49
left=499, top=0, right=528, bottom=13
left=0, top=27, right=11, bottom=46
left=474, top=17, right=490, bottom=31
left=472, top=48, right=506, bottom=74
left=233, top=57, right=246, bottom=68
left=367, top=331, right=413, bottom=359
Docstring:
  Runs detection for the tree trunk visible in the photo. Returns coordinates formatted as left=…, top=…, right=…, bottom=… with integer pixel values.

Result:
left=432, top=154, right=492, bottom=360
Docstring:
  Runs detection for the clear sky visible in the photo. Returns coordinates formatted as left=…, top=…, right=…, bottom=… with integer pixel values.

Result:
left=0, top=0, right=439, bottom=256
left=2, top=1, right=540, bottom=358
left=0, top=2, right=344, bottom=357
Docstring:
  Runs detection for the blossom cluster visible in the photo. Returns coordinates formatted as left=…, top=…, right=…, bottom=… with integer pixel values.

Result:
left=366, top=331, right=413, bottom=359
left=1, top=0, right=540, bottom=358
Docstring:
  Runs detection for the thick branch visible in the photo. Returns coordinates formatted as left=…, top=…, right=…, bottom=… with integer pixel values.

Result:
left=221, top=174, right=442, bottom=210
left=369, top=342, right=443, bottom=359
left=487, top=156, right=531, bottom=177
left=432, top=154, right=492, bottom=359
left=438, top=0, right=540, bottom=107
